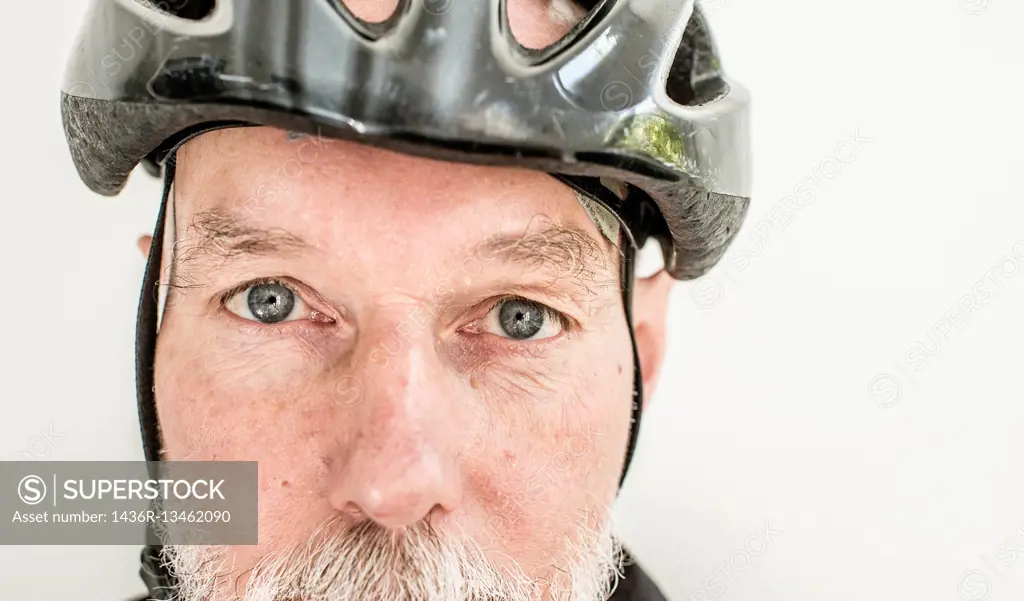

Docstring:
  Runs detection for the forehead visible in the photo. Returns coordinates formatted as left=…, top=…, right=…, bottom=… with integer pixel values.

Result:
left=176, top=125, right=595, bottom=229
left=172, top=127, right=615, bottom=290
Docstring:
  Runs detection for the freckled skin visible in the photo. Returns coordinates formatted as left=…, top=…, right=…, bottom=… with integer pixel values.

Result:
left=157, top=123, right=635, bottom=578
left=151, top=0, right=670, bottom=597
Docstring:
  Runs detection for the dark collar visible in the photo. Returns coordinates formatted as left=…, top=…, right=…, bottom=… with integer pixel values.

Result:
left=611, top=550, right=670, bottom=601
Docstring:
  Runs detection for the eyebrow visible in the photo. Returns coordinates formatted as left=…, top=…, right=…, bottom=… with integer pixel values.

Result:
left=473, top=222, right=618, bottom=292
left=170, top=208, right=619, bottom=292
left=183, top=209, right=312, bottom=257
left=170, top=208, right=314, bottom=289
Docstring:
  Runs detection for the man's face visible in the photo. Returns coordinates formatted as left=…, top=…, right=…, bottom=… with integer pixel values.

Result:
left=151, top=1, right=664, bottom=600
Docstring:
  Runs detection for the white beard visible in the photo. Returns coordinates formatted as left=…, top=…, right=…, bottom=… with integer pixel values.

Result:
left=162, top=515, right=623, bottom=601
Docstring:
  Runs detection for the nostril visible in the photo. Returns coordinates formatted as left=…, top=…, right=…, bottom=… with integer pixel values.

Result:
left=336, top=501, right=369, bottom=522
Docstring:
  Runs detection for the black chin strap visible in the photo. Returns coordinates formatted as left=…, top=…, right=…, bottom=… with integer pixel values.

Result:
left=136, top=157, right=175, bottom=600
left=133, top=159, right=647, bottom=599
left=137, top=157, right=173, bottom=467
left=618, top=235, right=644, bottom=490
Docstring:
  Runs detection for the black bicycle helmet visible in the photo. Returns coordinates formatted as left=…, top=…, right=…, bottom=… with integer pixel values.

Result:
left=63, top=0, right=749, bottom=276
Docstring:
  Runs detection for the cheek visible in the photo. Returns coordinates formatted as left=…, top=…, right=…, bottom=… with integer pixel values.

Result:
left=154, top=324, right=338, bottom=458
left=154, top=327, right=343, bottom=551
left=460, top=325, right=634, bottom=570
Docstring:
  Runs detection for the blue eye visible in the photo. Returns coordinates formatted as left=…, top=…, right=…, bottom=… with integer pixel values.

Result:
left=246, top=283, right=296, bottom=323
left=498, top=298, right=545, bottom=339
left=485, top=297, right=565, bottom=341
left=225, top=281, right=309, bottom=324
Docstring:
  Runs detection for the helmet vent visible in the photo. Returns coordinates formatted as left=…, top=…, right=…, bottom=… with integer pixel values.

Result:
left=135, top=0, right=216, bottom=21
left=665, top=5, right=730, bottom=106
left=330, top=0, right=400, bottom=24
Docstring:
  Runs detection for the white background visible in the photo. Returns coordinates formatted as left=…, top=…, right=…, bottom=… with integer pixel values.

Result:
left=2, top=0, right=1022, bottom=599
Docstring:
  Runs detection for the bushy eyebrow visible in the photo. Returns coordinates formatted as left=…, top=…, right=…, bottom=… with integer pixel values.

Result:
left=169, top=208, right=314, bottom=289
left=473, top=222, right=619, bottom=295
left=184, top=209, right=311, bottom=257
left=168, top=208, right=620, bottom=295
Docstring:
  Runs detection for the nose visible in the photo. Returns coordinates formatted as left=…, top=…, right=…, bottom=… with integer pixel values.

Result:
left=325, top=319, right=463, bottom=529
